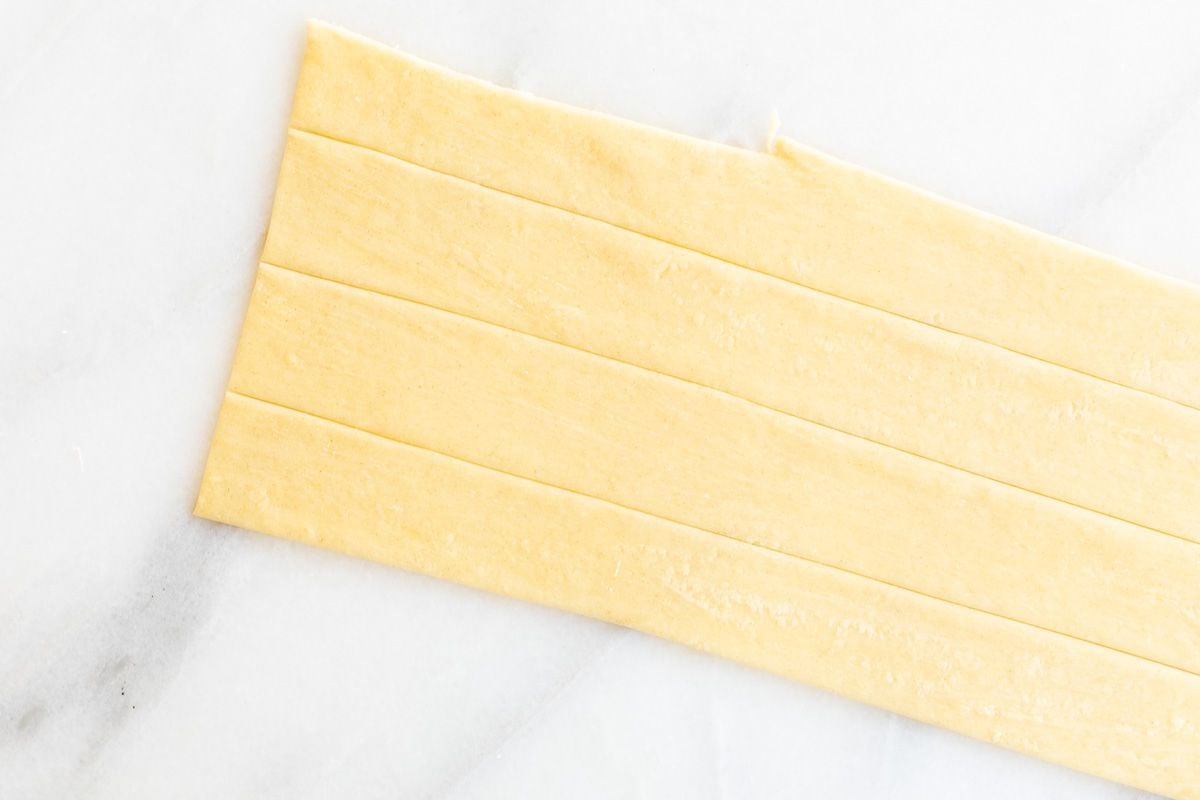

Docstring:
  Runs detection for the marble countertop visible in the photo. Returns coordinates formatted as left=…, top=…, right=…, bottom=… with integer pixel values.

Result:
left=3, top=1, right=1199, bottom=797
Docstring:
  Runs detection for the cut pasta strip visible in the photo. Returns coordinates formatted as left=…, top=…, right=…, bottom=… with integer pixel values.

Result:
left=196, top=392, right=1200, bottom=800
left=292, top=21, right=1200, bottom=411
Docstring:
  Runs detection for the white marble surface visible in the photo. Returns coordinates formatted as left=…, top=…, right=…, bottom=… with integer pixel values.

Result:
left=3, top=1, right=1199, bottom=797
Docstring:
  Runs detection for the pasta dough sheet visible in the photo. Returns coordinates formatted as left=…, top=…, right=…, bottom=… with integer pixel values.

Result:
left=265, top=128, right=1200, bottom=542
left=292, top=22, right=1200, bottom=411
left=232, top=263, right=1200, bottom=676
left=197, top=393, right=1200, bottom=800
left=193, top=21, right=1200, bottom=799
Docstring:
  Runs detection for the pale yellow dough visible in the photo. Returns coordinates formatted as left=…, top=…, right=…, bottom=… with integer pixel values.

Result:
left=193, top=21, right=1200, bottom=799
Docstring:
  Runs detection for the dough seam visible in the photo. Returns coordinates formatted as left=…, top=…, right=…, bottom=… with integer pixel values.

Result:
left=226, top=386, right=1199, bottom=680
left=261, top=257, right=1190, bottom=545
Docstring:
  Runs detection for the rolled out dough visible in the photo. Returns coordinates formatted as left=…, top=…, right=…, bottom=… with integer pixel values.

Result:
left=193, top=21, right=1200, bottom=798
left=292, top=21, right=1200, bottom=411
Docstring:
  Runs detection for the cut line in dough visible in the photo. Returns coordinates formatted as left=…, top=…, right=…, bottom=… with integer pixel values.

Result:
left=263, top=127, right=1200, bottom=542
left=227, top=262, right=1200, bottom=675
